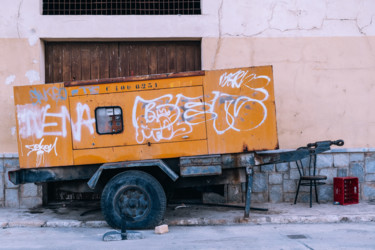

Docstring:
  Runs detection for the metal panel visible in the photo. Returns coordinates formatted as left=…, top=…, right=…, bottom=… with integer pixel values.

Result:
left=14, top=83, right=74, bottom=168
left=87, top=159, right=179, bottom=189
left=175, top=168, right=247, bottom=188
left=180, top=155, right=221, bottom=166
left=9, top=165, right=99, bottom=185
left=204, top=66, right=278, bottom=154
left=69, top=81, right=206, bottom=150
left=66, top=74, right=204, bottom=95
left=73, top=140, right=208, bottom=165
left=179, top=155, right=222, bottom=177
left=180, top=165, right=222, bottom=177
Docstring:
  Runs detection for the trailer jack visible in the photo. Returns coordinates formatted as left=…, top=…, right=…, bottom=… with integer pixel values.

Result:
left=103, top=213, right=144, bottom=241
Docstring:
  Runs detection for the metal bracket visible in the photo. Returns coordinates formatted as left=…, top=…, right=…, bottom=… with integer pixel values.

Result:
left=244, top=165, right=253, bottom=218
left=88, top=159, right=179, bottom=189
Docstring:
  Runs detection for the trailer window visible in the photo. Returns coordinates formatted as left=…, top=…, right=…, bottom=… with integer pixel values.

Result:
left=95, top=107, right=123, bottom=135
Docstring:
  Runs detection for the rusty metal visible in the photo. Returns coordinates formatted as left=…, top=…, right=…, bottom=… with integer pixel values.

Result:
left=170, top=202, right=268, bottom=211
left=180, top=165, right=222, bottom=177
left=174, top=168, right=247, bottom=188
left=8, top=165, right=100, bottom=185
left=244, top=166, right=253, bottom=218
left=254, top=140, right=344, bottom=166
left=180, top=155, right=222, bottom=177
left=180, top=155, right=221, bottom=166
left=87, top=159, right=178, bottom=189
left=64, top=71, right=205, bottom=87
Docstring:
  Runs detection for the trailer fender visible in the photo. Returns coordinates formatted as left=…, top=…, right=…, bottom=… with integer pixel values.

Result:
left=87, top=159, right=179, bottom=189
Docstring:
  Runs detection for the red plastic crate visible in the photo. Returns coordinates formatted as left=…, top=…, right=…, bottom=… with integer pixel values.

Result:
left=334, top=177, right=359, bottom=205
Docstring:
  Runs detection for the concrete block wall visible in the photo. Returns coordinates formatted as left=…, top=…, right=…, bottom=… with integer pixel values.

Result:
left=251, top=151, right=375, bottom=204
left=0, top=154, right=42, bottom=208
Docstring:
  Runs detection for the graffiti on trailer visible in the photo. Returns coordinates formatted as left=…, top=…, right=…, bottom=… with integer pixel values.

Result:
left=16, top=102, right=95, bottom=142
left=30, top=87, right=68, bottom=105
left=133, top=70, right=270, bottom=143
left=219, top=69, right=271, bottom=90
left=132, top=94, right=205, bottom=143
left=71, top=86, right=99, bottom=96
left=25, top=137, right=58, bottom=167
left=20, top=70, right=270, bottom=146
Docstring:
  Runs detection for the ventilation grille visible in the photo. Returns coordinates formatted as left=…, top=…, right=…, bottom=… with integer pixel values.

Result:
left=43, top=0, right=201, bottom=15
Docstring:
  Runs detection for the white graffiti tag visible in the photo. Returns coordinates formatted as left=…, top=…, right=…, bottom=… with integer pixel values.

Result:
left=132, top=94, right=206, bottom=143
left=205, top=91, right=267, bottom=135
left=132, top=71, right=271, bottom=142
left=16, top=103, right=95, bottom=142
left=71, top=103, right=95, bottom=141
left=25, top=137, right=58, bottom=167
left=219, top=70, right=271, bottom=91
left=132, top=91, right=269, bottom=142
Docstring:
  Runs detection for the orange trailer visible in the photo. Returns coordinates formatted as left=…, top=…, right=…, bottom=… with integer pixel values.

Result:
left=10, top=66, right=278, bottom=229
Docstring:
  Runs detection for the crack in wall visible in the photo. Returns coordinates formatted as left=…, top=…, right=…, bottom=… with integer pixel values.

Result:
left=358, top=15, right=375, bottom=35
left=16, top=0, right=23, bottom=38
left=221, top=15, right=373, bottom=38
left=217, top=0, right=374, bottom=38
left=265, top=1, right=327, bottom=35
left=213, top=0, right=224, bottom=69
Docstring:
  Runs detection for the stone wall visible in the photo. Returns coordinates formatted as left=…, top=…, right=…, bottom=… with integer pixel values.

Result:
left=0, top=154, right=42, bottom=208
left=1, top=151, right=375, bottom=208
left=251, top=151, right=375, bottom=204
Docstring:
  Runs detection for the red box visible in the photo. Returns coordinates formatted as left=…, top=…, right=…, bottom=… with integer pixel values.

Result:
left=334, top=177, right=359, bottom=205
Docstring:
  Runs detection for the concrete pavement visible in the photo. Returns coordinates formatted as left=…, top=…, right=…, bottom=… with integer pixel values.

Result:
left=0, top=200, right=374, bottom=228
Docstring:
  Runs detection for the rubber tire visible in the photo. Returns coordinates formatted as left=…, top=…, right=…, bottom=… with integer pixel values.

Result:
left=101, top=170, right=166, bottom=229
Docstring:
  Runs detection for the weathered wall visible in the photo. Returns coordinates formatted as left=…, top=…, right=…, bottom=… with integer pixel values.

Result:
left=1, top=0, right=375, bottom=207
left=0, top=154, right=42, bottom=208
left=1, top=0, right=375, bottom=152
left=0, top=39, right=42, bottom=153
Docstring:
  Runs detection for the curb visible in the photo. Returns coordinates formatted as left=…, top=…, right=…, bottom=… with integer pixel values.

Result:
left=1, top=215, right=375, bottom=228
left=1, top=220, right=111, bottom=228
left=166, top=214, right=375, bottom=226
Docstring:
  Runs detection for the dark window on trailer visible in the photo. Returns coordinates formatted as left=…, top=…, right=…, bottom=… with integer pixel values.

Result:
left=42, top=0, right=201, bottom=15
left=95, top=106, right=123, bottom=134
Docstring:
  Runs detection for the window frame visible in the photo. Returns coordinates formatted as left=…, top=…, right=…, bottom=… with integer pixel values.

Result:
left=95, top=106, right=124, bottom=135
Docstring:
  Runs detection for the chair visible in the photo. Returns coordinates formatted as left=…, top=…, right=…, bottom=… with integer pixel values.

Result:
left=293, top=148, right=327, bottom=207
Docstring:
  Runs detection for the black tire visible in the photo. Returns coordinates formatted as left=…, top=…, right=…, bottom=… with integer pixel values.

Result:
left=101, top=170, right=166, bottom=229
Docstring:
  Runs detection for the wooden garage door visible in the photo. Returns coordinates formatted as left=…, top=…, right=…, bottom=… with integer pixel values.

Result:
left=45, top=41, right=201, bottom=83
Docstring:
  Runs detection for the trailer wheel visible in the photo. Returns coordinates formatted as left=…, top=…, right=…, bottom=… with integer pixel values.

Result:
left=101, top=170, right=166, bottom=229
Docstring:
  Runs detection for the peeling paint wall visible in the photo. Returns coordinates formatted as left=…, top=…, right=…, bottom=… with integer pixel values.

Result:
left=0, top=38, right=42, bottom=153
left=0, top=0, right=375, bottom=152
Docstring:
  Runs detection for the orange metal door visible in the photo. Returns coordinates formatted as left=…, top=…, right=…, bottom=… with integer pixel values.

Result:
left=204, top=66, right=278, bottom=154
left=14, top=83, right=74, bottom=168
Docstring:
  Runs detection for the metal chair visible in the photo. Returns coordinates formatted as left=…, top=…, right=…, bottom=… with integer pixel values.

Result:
left=293, top=148, right=327, bottom=207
